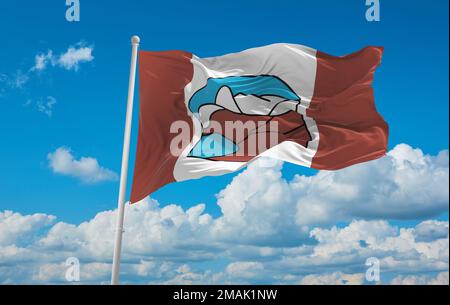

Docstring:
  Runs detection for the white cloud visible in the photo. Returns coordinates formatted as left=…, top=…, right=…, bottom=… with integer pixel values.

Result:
left=161, top=264, right=217, bottom=285
left=306, top=219, right=449, bottom=274
left=300, top=144, right=448, bottom=222
left=390, top=271, right=449, bottom=285
left=299, top=272, right=365, bottom=285
left=11, top=70, right=29, bottom=88
left=37, top=96, right=57, bottom=117
left=214, top=160, right=309, bottom=247
left=57, top=45, right=94, bottom=71
left=0, top=143, right=448, bottom=284
left=31, top=50, right=54, bottom=71
left=30, top=44, right=93, bottom=72
left=0, top=72, right=29, bottom=89
left=1, top=42, right=94, bottom=97
left=0, top=211, right=55, bottom=247
left=216, top=144, right=448, bottom=239
left=226, top=262, right=265, bottom=280
left=414, top=220, right=449, bottom=242
left=47, top=147, right=118, bottom=183
left=0, top=199, right=448, bottom=284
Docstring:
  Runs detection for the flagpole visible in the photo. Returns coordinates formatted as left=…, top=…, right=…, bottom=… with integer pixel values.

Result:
left=111, top=35, right=140, bottom=285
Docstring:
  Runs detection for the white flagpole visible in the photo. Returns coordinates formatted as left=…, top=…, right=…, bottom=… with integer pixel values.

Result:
left=111, top=35, right=140, bottom=285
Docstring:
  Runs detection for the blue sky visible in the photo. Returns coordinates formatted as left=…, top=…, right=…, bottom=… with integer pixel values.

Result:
left=0, top=0, right=448, bottom=284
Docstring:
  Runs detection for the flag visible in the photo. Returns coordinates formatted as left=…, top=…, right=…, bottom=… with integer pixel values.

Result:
left=130, top=44, right=388, bottom=204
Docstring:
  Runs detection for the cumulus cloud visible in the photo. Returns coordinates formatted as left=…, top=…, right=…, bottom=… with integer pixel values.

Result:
left=47, top=147, right=118, bottom=183
left=299, top=272, right=365, bottom=285
left=57, top=45, right=94, bottom=71
left=414, top=220, right=449, bottom=242
left=0, top=199, right=448, bottom=284
left=302, top=144, right=449, bottom=221
left=226, top=262, right=265, bottom=280
left=217, top=144, right=449, bottom=238
left=305, top=219, right=449, bottom=274
left=0, top=143, right=448, bottom=284
left=390, top=271, right=449, bottom=285
left=0, top=211, right=55, bottom=247
left=31, top=43, right=94, bottom=72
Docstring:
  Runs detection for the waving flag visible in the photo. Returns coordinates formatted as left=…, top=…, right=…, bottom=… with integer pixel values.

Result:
left=130, top=44, right=388, bottom=203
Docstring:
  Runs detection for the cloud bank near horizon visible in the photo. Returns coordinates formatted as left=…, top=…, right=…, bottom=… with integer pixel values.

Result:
left=0, top=143, right=448, bottom=284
